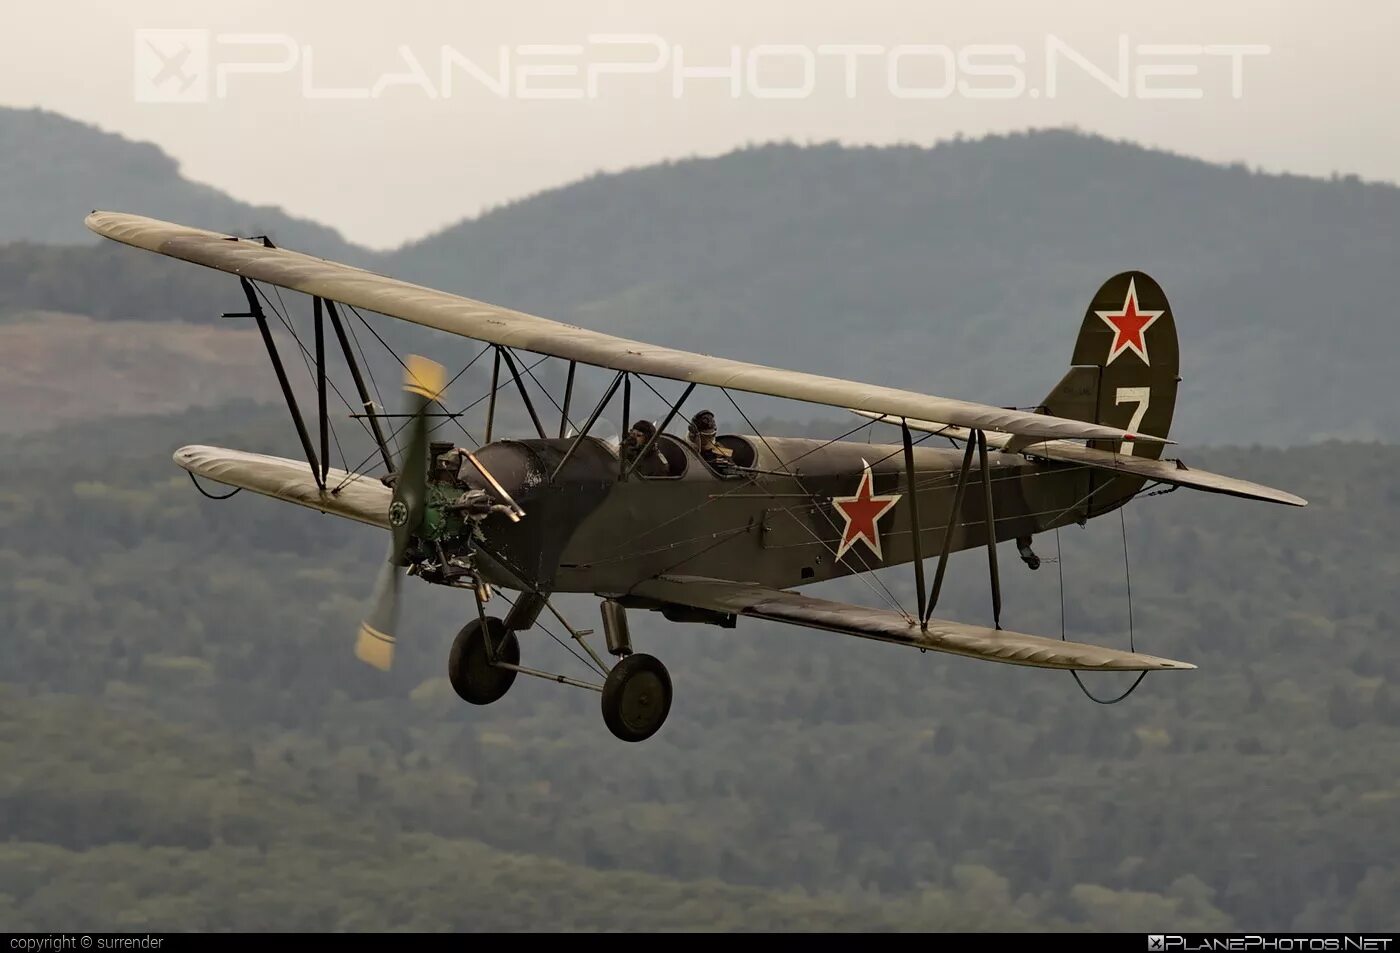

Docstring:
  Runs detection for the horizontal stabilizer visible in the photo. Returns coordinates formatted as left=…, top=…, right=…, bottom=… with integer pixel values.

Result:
left=173, top=445, right=391, bottom=528
left=629, top=575, right=1194, bottom=672
left=1018, top=440, right=1307, bottom=507
left=850, top=410, right=1307, bottom=507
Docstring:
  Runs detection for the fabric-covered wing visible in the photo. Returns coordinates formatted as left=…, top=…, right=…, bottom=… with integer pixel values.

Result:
left=851, top=410, right=1307, bottom=507
left=86, top=211, right=1167, bottom=447
left=173, top=445, right=391, bottom=529
left=629, top=575, right=1194, bottom=671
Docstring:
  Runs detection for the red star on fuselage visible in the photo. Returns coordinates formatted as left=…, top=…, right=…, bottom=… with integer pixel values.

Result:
left=1096, top=277, right=1164, bottom=366
left=831, top=460, right=901, bottom=562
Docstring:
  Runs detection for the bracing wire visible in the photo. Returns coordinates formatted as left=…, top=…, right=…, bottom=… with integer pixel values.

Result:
left=493, top=590, right=609, bottom=680
left=252, top=283, right=359, bottom=473
left=344, top=307, right=401, bottom=459
left=1055, top=511, right=1148, bottom=705
left=719, top=389, right=912, bottom=621
left=331, top=350, right=547, bottom=493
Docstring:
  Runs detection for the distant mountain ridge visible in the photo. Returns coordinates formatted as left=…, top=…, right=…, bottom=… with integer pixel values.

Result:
left=2, top=107, right=1398, bottom=446
left=0, top=107, right=368, bottom=262
left=384, top=133, right=1400, bottom=447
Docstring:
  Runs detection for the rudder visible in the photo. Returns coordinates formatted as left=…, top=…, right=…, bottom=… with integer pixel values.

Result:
left=1040, top=271, right=1179, bottom=460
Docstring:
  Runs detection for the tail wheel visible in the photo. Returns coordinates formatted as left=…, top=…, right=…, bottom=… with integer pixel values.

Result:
left=601, top=653, right=672, bottom=742
left=448, top=616, right=519, bottom=705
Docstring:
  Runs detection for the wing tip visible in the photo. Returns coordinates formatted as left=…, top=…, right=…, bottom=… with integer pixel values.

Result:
left=1148, top=658, right=1197, bottom=671
left=1073, top=655, right=1195, bottom=672
left=172, top=444, right=205, bottom=471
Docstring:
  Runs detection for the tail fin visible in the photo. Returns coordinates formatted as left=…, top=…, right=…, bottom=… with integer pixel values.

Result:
left=1040, top=271, right=1179, bottom=461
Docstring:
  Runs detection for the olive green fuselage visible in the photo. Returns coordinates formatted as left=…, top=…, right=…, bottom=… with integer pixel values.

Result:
left=457, top=433, right=1143, bottom=598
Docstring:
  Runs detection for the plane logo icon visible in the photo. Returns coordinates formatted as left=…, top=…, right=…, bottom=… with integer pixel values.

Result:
left=133, top=29, right=209, bottom=103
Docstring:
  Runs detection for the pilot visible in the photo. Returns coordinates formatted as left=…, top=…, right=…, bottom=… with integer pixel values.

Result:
left=621, top=419, right=667, bottom=477
left=430, top=441, right=462, bottom=484
left=687, top=410, right=734, bottom=470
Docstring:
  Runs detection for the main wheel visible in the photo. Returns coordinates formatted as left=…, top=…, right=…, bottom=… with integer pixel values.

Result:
left=448, top=616, right=519, bottom=705
left=601, top=653, right=672, bottom=742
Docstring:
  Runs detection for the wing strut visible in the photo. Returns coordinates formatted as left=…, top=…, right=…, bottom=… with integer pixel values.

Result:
left=978, top=430, right=1003, bottom=629
left=484, top=347, right=501, bottom=443
left=622, top=382, right=695, bottom=480
left=901, top=420, right=929, bottom=626
left=313, top=297, right=329, bottom=485
left=225, top=276, right=323, bottom=489
left=925, top=434, right=976, bottom=624
left=499, top=347, right=548, bottom=439
left=552, top=371, right=625, bottom=481
left=558, top=361, right=577, bottom=438
left=619, top=375, right=632, bottom=480
left=901, top=425, right=1002, bottom=630
left=325, top=299, right=396, bottom=475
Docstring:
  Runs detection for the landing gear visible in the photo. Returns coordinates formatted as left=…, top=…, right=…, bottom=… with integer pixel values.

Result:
left=448, top=616, right=519, bottom=705
left=601, top=652, right=673, bottom=742
left=445, top=592, right=675, bottom=743
left=597, top=597, right=672, bottom=742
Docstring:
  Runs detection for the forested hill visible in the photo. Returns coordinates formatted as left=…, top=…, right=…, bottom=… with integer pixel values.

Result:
left=1, top=404, right=1397, bottom=930
left=5, top=122, right=1398, bottom=446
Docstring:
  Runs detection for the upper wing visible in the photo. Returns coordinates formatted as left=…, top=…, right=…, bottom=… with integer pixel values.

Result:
left=86, top=211, right=1167, bottom=447
left=628, top=575, right=1194, bottom=672
left=852, top=410, right=1307, bottom=507
left=173, top=445, right=391, bottom=529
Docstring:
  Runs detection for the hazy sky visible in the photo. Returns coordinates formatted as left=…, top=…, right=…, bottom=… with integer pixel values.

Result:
left=5, top=1, right=1396, bottom=248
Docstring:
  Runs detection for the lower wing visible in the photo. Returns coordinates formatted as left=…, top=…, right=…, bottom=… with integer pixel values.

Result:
left=173, top=445, right=391, bottom=529
left=176, top=446, right=1195, bottom=671
left=627, top=574, right=1193, bottom=672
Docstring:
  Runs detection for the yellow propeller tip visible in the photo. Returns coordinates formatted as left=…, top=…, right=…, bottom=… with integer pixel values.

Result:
left=404, top=354, right=446, bottom=402
left=355, top=622, right=395, bottom=671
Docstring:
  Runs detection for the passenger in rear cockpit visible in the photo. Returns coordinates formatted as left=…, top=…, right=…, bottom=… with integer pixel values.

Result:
left=687, top=410, right=734, bottom=472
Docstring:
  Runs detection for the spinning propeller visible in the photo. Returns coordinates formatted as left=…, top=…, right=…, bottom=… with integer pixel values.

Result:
left=354, top=355, right=445, bottom=672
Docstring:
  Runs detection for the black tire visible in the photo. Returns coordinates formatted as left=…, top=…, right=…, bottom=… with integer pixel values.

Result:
left=601, top=653, right=672, bottom=742
left=448, top=617, right=519, bottom=705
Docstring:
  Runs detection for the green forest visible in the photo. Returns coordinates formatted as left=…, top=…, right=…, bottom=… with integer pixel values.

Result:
left=1, top=404, right=1397, bottom=930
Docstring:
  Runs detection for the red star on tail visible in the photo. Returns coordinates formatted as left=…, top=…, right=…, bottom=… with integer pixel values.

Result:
left=1096, top=277, right=1164, bottom=366
left=832, top=460, right=901, bottom=562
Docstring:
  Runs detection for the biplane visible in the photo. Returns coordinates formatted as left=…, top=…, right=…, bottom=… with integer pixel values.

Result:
left=87, top=211, right=1306, bottom=742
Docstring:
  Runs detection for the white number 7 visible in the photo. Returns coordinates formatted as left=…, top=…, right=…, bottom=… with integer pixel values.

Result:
left=1114, top=386, right=1151, bottom=456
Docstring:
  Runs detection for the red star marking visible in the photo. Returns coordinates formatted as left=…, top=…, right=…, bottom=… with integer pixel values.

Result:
left=831, top=460, right=901, bottom=562
left=1096, top=277, right=1164, bottom=366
